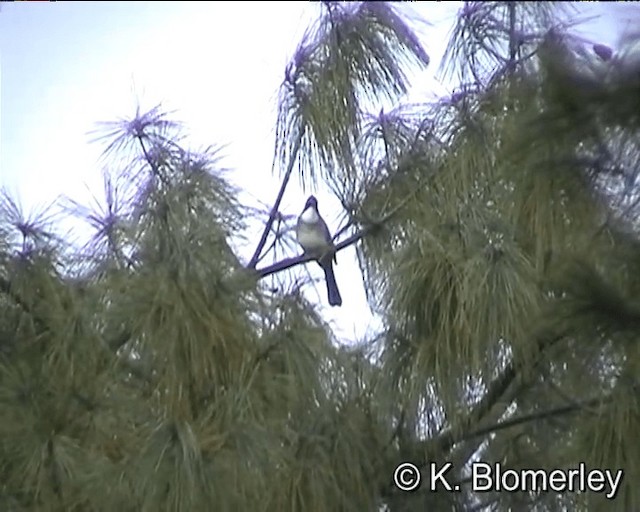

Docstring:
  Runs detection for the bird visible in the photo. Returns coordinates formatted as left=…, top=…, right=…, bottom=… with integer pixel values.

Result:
left=296, top=195, right=342, bottom=307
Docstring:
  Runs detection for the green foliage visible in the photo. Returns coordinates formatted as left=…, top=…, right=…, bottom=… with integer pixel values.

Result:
left=2, top=2, right=640, bottom=511
left=276, top=2, right=429, bottom=187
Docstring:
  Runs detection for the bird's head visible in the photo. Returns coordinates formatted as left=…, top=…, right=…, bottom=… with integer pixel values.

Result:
left=304, top=195, right=318, bottom=211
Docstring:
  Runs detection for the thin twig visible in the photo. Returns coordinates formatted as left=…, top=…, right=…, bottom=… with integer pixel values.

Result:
left=508, top=2, right=518, bottom=69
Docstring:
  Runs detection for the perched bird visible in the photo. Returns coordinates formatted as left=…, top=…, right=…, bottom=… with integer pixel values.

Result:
left=296, top=195, right=342, bottom=307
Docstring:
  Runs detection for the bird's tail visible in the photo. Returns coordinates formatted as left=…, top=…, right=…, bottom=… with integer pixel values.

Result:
left=321, top=259, right=342, bottom=307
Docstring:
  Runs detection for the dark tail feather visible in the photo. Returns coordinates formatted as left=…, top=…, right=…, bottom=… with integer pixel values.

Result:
left=321, top=260, right=342, bottom=307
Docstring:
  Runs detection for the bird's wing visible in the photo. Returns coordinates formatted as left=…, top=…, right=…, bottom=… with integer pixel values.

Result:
left=317, top=216, right=333, bottom=245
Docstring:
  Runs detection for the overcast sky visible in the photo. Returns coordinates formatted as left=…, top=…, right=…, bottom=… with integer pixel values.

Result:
left=0, top=1, right=637, bottom=342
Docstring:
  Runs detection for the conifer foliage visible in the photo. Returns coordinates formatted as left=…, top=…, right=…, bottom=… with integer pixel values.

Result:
left=1, top=2, right=640, bottom=511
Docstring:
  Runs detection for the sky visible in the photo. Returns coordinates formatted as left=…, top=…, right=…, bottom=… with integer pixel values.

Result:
left=0, top=1, right=637, bottom=343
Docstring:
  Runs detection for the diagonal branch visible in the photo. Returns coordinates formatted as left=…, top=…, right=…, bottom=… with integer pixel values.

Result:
left=254, top=188, right=411, bottom=278
left=255, top=224, right=375, bottom=278
left=427, top=361, right=519, bottom=457
left=247, top=137, right=303, bottom=269
left=461, top=394, right=605, bottom=445
left=440, top=395, right=609, bottom=493
left=383, top=330, right=566, bottom=493
left=432, top=332, right=564, bottom=457
left=384, top=335, right=604, bottom=504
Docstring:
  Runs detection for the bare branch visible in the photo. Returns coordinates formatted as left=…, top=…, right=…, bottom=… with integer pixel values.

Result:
left=247, top=136, right=303, bottom=269
left=255, top=224, right=375, bottom=279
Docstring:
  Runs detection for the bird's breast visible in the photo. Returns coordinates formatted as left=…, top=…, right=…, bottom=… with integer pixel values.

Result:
left=296, top=221, right=329, bottom=252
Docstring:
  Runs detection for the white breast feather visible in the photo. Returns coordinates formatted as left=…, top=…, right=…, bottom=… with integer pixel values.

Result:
left=300, top=207, right=319, bottom=223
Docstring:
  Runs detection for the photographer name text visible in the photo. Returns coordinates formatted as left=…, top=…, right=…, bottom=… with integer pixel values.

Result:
left=393, top=461, right=623, bottom=499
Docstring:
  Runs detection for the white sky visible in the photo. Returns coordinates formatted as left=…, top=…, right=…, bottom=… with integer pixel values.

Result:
left=0, top=1, right=637, bottom=343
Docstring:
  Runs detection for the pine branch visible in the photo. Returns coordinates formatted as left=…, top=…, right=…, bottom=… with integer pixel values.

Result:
left=255, top=224, right=375, bottom=278
left=0, top=276, right=47, bottom=333
left=247, top=136, right=303, bottom=269
left=137, top=134, right=161, bottom=180
left=507, top=2, right=518, bottom=68
left=0, top=274, right=150, bottom=382
left=254, top=188, right=409, bottom=278
left=380, top=331, right=566, bottom=498
left=461, top=394, right=605, bottom=444
left=427, top=359, right=519, bottom=457
left=48, top=438, right=65, bottom=506
left=432, top=332, right=565, bottom=456
left=441, top=394, right=607, bottom=492
left=427, top=329, right=590, bottom=497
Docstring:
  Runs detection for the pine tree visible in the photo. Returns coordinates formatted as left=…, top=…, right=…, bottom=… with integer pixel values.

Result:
left=1, top=2, right=639, bottom=511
